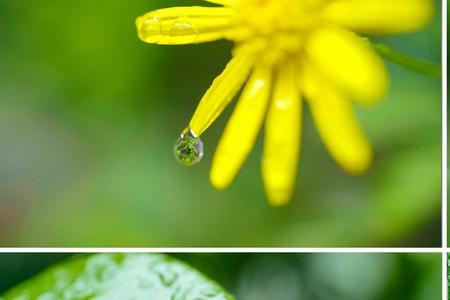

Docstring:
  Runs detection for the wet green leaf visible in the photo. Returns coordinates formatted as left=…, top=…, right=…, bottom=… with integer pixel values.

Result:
left=0, top=253, right=235, bottom=300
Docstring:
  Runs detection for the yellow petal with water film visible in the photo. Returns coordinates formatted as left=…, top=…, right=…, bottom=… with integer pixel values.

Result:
left=262, top=62, right=301, bottom=206
left=210, top=64, right=272, bottom=190
left=136, top=7, right=234, bottom=45
left=189, top=47, right=254, bottom=136
left=306, top=27, right=388, bottom=104
left=301, top=62, right=373, bottom=175
left=323, top=0, right=434, bottom=34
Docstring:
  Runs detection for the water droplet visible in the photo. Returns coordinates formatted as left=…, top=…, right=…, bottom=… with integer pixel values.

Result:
left=158, top=270, right=178, bottom=287
left=174, top=127, right=203, bottom=166
left=171, top=18, right=195, bottom=36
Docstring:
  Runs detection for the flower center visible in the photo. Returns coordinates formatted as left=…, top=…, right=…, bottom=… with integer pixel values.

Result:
left=231, top=0, right=326, bottom=65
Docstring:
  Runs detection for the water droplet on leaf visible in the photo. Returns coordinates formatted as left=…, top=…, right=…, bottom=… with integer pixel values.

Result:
left=174, top=127, right=203, bottom=166
left=158, top=270, right=178, bottom=287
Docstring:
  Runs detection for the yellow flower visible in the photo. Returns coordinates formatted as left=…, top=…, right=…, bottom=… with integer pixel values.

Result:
left=136, top=0, right=433, bottom=205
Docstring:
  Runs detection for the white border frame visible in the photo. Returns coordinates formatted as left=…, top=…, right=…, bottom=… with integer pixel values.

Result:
left=441, top=0, right=447, bottom=296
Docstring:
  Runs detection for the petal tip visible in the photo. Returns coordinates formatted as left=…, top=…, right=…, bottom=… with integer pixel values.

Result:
left=135, top=15, right=146, bottom=40
left=135, top=13, right=158, bottom=43
left=266, top=192, right=291, bottom=206
left=341, top=148, right=374, bottom=175
left=210, top=169, right=231, bottom=190
left=364, top=60, right=389, bottom=103
left=414, top=0, right=435, bottom=29
left=189, top=121, right=204, bottom=138
left=135, top=16, right=143, bottom=28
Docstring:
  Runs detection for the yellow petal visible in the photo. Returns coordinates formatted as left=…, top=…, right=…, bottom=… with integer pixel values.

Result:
left=323, top=0, right=434, bottom=34
left=189, top=47, right=254, bottom=136
left=136, top=7, right=234, bottom=45
left=262, top=62, right=301, bottom=206
left=210, top=64, right=272, bottom=190
left=301, top=62, right=373, bottom=174
left=306, top=27, right=388, bottom=104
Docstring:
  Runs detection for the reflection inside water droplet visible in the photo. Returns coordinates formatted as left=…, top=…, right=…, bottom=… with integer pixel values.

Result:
left=174, top=127, right=204, bottom=166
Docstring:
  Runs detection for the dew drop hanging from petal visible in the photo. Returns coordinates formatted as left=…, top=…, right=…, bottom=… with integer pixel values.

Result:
left=174, top=127, right=204, bottom=166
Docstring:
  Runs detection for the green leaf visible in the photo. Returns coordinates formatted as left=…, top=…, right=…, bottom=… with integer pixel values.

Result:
left=0, top=253, right=235, bottom=300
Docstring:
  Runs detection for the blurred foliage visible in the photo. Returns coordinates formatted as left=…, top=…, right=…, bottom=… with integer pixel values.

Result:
left=0, top=0, right=442, bottom=247
left=0, top=253, right=442, bottom=300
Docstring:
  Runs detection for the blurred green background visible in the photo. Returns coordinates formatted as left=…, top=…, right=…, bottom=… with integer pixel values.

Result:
left=0, top=253, right=442, bottom=300
left=0, top=0, right=442, bottom=247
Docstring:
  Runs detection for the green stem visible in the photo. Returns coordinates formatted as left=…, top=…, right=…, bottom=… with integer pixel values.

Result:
left=368, top=40, right=441, bottom=79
